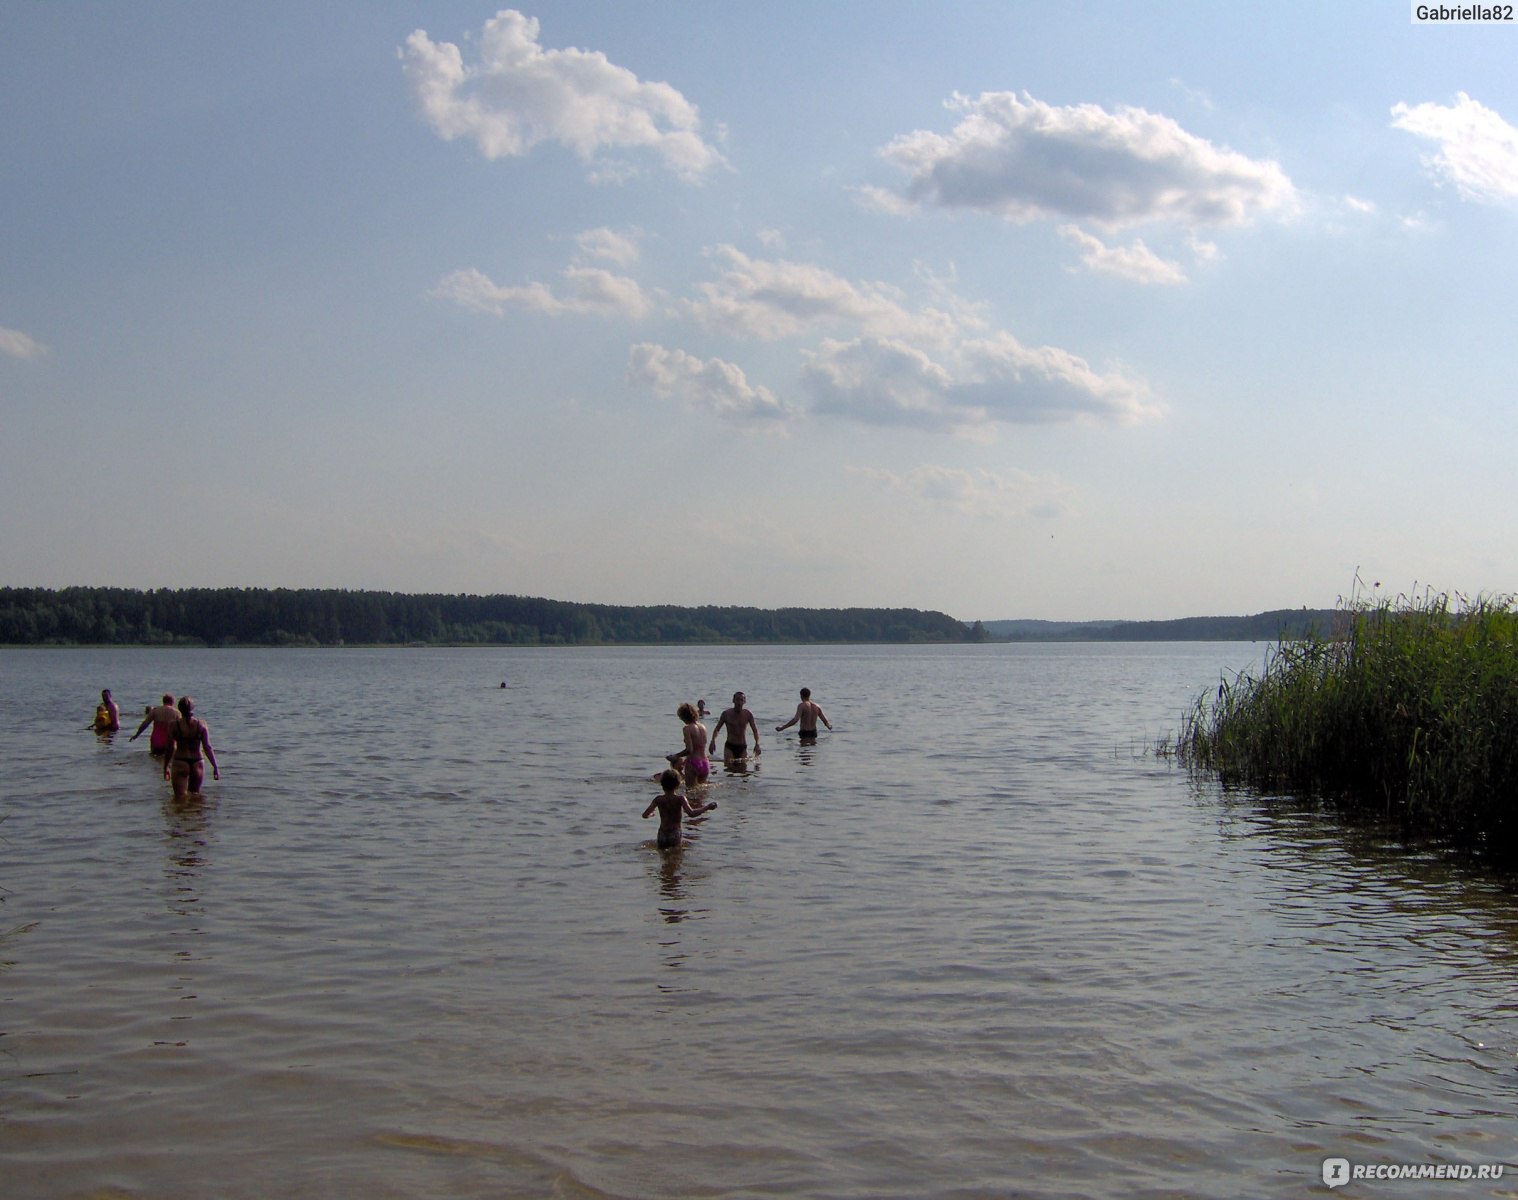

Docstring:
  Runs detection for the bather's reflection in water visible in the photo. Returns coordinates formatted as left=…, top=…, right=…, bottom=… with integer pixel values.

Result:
left=720, top=754, right=759, bottom=779
left=651, top=843, right=690, bottom=924
left=645, top=847, right=715, bottom=999
left=159, top=793, right=216, bottom=1039
left=161, top=793, right=214, bottom=917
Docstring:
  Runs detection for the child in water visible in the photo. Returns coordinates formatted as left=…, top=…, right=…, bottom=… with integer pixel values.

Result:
left=643, top=769, right=717, bottom=851
left=88, top=688, right=120, bottom=732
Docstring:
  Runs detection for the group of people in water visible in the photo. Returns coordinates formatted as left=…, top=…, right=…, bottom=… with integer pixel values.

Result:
left=91, top=681, right=827, bottom=840
left=644, top=687, right=833, bottom=851
left=89, top=688, right=220, bottom=800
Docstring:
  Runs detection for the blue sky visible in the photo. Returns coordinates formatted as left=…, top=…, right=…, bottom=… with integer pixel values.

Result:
left=3, top=2, right=1515, bottom=620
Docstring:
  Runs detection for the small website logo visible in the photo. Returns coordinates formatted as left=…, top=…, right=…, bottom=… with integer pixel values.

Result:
left=1322, top=1158, right=1351, bottom=1189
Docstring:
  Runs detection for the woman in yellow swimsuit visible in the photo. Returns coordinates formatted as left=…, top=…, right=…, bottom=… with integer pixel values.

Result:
left=164, top=696, right=220, bottom=799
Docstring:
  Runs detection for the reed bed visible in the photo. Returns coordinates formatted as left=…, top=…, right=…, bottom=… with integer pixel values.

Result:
left=1173, top=590, right=1518, bottom=865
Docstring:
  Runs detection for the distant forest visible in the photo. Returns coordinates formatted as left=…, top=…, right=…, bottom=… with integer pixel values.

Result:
left=0, top=587, right=972, bottom=647
left=983, top=609, right=1341, bottom=642
left=0, top=588, right=1343, bottom=648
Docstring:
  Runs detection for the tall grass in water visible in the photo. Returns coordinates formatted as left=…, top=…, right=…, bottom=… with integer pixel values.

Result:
left=1176, top=590, right=1518, bottom=865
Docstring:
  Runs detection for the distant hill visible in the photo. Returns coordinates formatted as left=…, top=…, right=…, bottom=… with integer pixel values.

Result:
left=978, top=619, right=1122, bottom=639
left=0, top=586, right=1342, bottom=646
left=978, top=609, right=1340, bottom=642
left=0, top=586, right=970, bottom=646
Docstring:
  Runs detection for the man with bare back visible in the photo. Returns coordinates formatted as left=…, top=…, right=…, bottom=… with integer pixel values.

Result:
left=775, top=687, right=832, bottom=741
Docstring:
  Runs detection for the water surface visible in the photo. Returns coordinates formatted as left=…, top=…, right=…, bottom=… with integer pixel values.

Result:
left=3, top=644, right=1516, bottom=1197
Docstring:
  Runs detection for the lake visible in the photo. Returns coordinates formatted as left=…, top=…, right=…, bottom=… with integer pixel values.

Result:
left=3, top=643, right=1516, bottom=1198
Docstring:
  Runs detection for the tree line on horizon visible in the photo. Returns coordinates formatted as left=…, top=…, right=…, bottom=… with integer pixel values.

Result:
left=986, top=609, right=1342, bottom=643
left=0, top=586, right=972, bottom=647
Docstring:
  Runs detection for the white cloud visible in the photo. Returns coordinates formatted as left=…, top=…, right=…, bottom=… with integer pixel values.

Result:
left=574, top=226, right=642, bottom=267
left=1187, top=234, right=1221, bottom=262
left=673, top=247, right=1157, bottom=434
left=401, top=9, right=727, bottom=183
left=802, top=333, right=1158, bottom=433
left=880, top=91, right=1297, bottom=229
left=0, top=327, right=45, bottom=359
left=1058, top=225, right=1187, bottom=285
left=1391, top=93, right=1518, bottom=204
left=851, top=184, right=920, bottom=217
left=846, top=464, right=1074, bottom=519
left=430, top=236, right=1162, bottom=440
left=683, top=245, right=967, bottom=345
left=627, top=342, right=796, bottom=427
left=430, top=265, right=651, bottom=318
left=1168, top=77, right=1216, bottom=112
left=801, top=337, right=954, bottom=429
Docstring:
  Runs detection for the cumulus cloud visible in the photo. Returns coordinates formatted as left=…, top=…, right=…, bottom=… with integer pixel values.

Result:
left=880, top=91, right=1296, bottom=228
left=846, top=464, right=1073, bottom=518
left=683, top=246, right=967, bottom=345
left=802, top=333, right=1158, bottom=433
left=401, top=9, right=727, bottom=182
left=1058, top=225, right=1186, bottom=285
left=800, top=338, right=953, bottom=429
left=1187, top=234, right=1220, bottom=262
left=1391, top=92, right=1518, bottom=204
left=851, top=184, right=920, bottom=217
left=627, top=342, right=796, bottom=427
left=430, top=265, right=651, bottom=318
left=574, top=226, right=642, bottom=267
left=671, top=247, right=1156, bottom=434
left=0, top=327, right=45, bottom=359
left=429, top=235, right=1161, bottom=439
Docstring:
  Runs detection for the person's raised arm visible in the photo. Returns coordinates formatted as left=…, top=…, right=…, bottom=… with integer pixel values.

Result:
left=775, top=704, right=801, bottom=733
left=130, top=712, right=153, bottom=741
left=642, top=800, right=658, bottom=819
left=682, top=797, right=717, bottom=817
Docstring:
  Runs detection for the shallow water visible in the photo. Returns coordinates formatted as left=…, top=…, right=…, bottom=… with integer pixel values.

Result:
left=3, top=644, right=1517, bottom=1198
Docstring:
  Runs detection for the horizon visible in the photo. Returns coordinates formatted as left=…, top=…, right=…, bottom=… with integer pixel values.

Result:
left=0, top=580, right=1349, bottom=630
left=3, top=4, right=1514, bottom=620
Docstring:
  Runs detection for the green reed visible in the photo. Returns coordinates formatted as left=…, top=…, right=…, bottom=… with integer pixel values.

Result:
left=1172, top=590, right=1518, bottom=864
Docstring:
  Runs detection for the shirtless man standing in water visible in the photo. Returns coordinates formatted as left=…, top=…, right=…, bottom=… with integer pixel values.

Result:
left=775, top=687, right=832, bottom=740
left=709, top=691, right=761, bottom=764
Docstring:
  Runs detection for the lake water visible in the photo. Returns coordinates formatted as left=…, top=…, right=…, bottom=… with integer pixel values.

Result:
left=3, top=643, right=1516, bottom=1198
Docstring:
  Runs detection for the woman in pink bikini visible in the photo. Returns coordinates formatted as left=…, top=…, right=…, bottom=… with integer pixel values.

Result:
left=666, top=701, right=711, bottom=789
